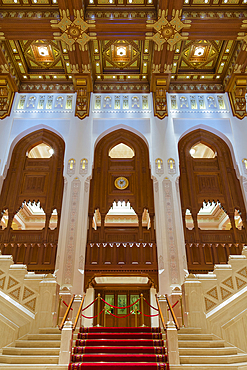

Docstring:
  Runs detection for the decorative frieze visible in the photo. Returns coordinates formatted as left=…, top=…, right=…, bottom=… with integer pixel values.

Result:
left=169, top=93, right=229, bottom=113
left=92, top=93, right=151, bottom=113
left=14, top=93, right=75, bottom=113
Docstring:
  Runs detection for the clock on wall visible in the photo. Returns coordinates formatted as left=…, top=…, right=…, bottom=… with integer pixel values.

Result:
left=114, top=176, right=129, bottom=190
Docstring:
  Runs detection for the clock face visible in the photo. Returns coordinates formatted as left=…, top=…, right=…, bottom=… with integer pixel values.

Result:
left=114, top=176, right=129, bottom=190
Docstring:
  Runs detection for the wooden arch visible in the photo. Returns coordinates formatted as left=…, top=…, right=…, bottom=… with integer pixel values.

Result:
left=88, top=129, right=155, bottom=243
left=178, top=129, right=247, bottom=273
left=0, top=129, right=65, bottom=272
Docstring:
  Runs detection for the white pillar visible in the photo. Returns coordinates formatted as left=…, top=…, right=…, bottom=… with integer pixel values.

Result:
left=150, top=287, right=159, bottom=327
left=81, top=286, right=94, bottom=328
left=166, top=321, right=180, bottom=365
left=59, top=320, right=73, bottom=365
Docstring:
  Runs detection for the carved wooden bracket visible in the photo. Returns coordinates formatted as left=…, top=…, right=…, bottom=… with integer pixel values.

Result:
left=74, top=75, right=91, bottom=120
left=227, top=75, right=247, bottom=120
left=0, top=75, right=16, bottom=120
left=152, top=75, right=168, bottom=119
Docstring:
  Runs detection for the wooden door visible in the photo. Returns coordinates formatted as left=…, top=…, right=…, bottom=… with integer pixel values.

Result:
left=94, top=288, right=151, bottom=327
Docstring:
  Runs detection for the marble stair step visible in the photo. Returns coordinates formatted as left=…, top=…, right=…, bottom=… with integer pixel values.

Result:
left=3, top=347, right=60, bottom=356
left=27, top=334, right=61, bottom=341
left=180, top=354, right=247, bottom=364
left=178, top=340, right=225, bottom=348
left=179, top=347, right=238, bottom=356
left=39, top=328, right=61, bottom=335
left=0, top=355, right=59, bottom=364
left=178, top=328, right=202, bottom=334
left=171, top=365, right=247, bottom=369
left=178, top=334, right=214, bottom=341
left=15, top=340, right=61, bottom=348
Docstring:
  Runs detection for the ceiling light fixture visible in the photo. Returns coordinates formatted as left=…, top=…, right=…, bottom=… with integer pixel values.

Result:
left=54, top=76, right=57, bottom=78
left=96, top=63, right=99, bottom=66
left=190, top=148, right=196, bottom=155
left=23, top=75, right=27, bottom=78
left=95, top=49, right=98, bottom=53
left=63, top=49, right=67, bottom=53
left=38, top=46, right=49, bottom=57
left=97, top=76, right=100, bottom=79
left=194, top=46, right=205, bottom=57
left=144, top=63, right=147, bottom=66
left=13, top=49, right=17, bottom=52
left=201, top=75, right=204, bottom=78
left=39, top=76, right=42, bottom=78
left=69, top=76, right=72, bottom=78
left=49, top=148, right=54, bottom=155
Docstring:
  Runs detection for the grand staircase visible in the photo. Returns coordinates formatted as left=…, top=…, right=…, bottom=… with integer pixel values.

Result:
left=0, top=328, right=67, bottom=370
left=172, top=328, right=247, bottom=370
left=69, top=326, right=169, bottom=369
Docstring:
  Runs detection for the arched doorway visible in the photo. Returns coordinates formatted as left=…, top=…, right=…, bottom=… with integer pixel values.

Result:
left=0, top=129, right=65, bottom=273
left=85, top=129, right=157, bottom=326
left=178, top=129, right=247, bottom=273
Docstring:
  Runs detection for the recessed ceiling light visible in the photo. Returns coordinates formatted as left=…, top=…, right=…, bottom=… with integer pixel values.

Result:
left=69, top=76, right=72, bottom=78
left=176, top=48, right=179, bottom=53
left=186, top=76, right=190, bottom=78
left=144, top=63, right=147, bottom=66
left=221, top=62, right=224, bottom=66
left=201, top=75, right=204, bottom=78
left=54, top=76, right=57, bottom=78
left=190, top=148, right=196, bottom=155
left=171, top=75, right=175, bottom=78
left=224, top=0, right=228, bottom=2
left=96, top=63, right=99, bottom=66
left=14, top=0, right=17, bottom=2
left=49, top=148, right=54, bottom=155
left=113, top=76, right=116, bottom=78
left=148, top=0, right=152, bottom=3
left=39, top=76, right=42, bottom=78
left=226, top=48, right=229, bottom=52
left=185, top=0, right=189, bottom=3
left=127, top=76, right=130, bottom=78
left=33, top=0, right=37, bottom=3
left=216, top=75, right=220, bottom=78
left=89, top=0, right=94, bottom=3
left=52, top=0, right=57, bottom=3
left=66, top=63, right=69, bottom=66
left=97, top=76, right=100, bottom=79
left=129, top=0, right=132, bottom=3
left=23, top=75, right=27, bottom=78
left=205, top=0, right=208, bottom=3
left=95, top=49, right=98, bottom=53
left=109, top=0, right=113, bottom=3
left=63, top=49, right=67, bottom=53
left=18, top=62, right=22, bottom=66
left=145, top=48, right=148, bottom=53
left=173, top=63, right=177, bottom=66
left=143, top=76, right=146, bottom=79
left=13, top=49, right=17, bottom=52
left=244, top=0, right=247, bottom=3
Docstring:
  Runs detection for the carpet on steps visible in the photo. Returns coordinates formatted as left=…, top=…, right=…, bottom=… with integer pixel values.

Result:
left=69, top=327, right=169, bottom=370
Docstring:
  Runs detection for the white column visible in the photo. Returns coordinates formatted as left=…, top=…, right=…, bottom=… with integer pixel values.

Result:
left=59, top=320, right=73, bottom=365
left=150, top=287, right=159, bottom=327
left=81, top=286, right=94, bottom=328
left=166, top=321, right=180, bottom=365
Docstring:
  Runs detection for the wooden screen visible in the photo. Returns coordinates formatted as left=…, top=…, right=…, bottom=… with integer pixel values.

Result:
left=0, top=129, right=65, bottom=273
left=85, top=129, right=158, bottom=289
left=179, top=129, right=247, bottom=273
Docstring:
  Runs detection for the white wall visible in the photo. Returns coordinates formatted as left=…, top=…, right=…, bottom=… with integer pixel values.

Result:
left=1, top=92, right=246, bottom=295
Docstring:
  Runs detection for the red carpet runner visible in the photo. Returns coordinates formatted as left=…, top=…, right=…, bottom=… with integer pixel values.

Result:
left=69, top=326, right=169, bottom=369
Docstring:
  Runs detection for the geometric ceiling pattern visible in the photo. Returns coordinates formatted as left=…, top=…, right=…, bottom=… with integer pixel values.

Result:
left=0, top=0, right=247, bottom=119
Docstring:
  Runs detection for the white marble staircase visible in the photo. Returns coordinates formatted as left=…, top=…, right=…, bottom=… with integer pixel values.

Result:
left=170, top=328, right=247, bottom=370
left=0, top=327, right=67, bottom=370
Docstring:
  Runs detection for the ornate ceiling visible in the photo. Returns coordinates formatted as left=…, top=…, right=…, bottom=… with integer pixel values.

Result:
left=0, top=0, right=247, bottom=119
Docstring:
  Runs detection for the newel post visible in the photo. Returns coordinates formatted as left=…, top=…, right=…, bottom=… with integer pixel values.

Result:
left=59, top=320, right=73, bottom=365
left=166, top=321, right=180, bottom=365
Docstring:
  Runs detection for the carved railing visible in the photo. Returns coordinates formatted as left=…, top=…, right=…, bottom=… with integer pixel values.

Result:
left=186, top=242, right=243, bottom=273
left=85, top=242, right=158, bottom=288
left=0, top=242, right=57, bottom=273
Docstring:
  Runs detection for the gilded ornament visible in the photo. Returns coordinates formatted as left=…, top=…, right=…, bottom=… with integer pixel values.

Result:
left=51, top=9, right=96, bottom=51
left=146, top=10, right=191, bottom=51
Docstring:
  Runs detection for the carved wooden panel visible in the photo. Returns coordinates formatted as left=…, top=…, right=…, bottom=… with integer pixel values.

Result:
left=85, top=242, right=158, bottom=290
left=179, top=129, right=247, bottom=273
left=0, top=129, right=65, bottom=272
left=88, top=129, right=155, bottom=244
